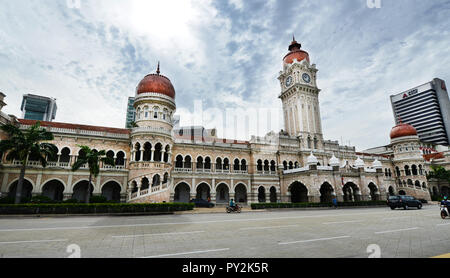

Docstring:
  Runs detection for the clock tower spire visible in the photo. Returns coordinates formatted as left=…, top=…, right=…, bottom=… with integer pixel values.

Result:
left=278, top=38, right=323, bottom=150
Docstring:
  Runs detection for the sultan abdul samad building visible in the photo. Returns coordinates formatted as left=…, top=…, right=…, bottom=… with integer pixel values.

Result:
left=1, top=39, right=449, bottom=204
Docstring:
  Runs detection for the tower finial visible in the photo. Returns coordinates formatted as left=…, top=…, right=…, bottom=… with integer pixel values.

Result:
left=156, top=61, right=160, bottom=75
left=293, top=34, right=296, bottom=42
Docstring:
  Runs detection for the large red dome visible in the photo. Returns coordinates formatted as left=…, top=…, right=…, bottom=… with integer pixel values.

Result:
left=283, top=38, right=310, bottom=64
left=136, top=65, right=175, bottom=99
left=390, top=122, right=418, bottom=139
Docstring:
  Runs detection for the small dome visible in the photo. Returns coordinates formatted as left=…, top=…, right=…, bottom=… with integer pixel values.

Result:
left=283, top=37, right=310, bottom=64
left=307, top=152, right=319, bottom=165
left=329, top=155, right=340, bottom=167
left=390, top=122, right=417, bottom=139
left=136, top=63, right=175, bottom=99
left=372, top=159, right=382, bottom=169
left=355, top=157, right=365, bottom=168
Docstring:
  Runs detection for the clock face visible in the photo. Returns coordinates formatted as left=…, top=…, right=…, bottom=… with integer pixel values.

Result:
left=285, top=76, right=293, bottom=87
left=302, top=73, right=311, bottom=83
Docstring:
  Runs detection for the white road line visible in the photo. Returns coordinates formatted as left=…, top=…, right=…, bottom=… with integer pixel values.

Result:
left=374, top=227, right=420, bottom=234
left=436, top=223, right=450, bottom=226
left=323, top=220, right=363, bottom=225
left=141, top=248, right=230, bottom=258
left=382, top=217, right=410, bottom=220
left=279, top=236, right=351, bottom=245
left=0, top=210, right=401, bottom=232
left=0, top=239, right=67, bottom=245
left=112, top=231, right=205, bottom=238
left=240, top=225, right=299, bottom=231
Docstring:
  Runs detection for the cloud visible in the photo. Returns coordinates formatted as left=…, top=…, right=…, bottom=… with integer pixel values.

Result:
left=0, top=0, right=449, bottom=151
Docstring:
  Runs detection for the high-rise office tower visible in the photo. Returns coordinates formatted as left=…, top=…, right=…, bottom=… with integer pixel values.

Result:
left=125, top=97, right=136, bottom=128
left=21, top=94, right=57, bottom=122
left=390, top=78, right=450, bottom=146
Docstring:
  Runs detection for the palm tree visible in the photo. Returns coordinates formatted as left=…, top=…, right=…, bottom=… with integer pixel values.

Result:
left=0, top=122, right=57, bottom=204
left=71, top=145, right=115, bottom=204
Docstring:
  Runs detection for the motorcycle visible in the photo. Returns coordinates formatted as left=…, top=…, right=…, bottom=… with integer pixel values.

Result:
left=441, top=205, right=449, bottom=219
left=226, top=204, right=242, bottom=213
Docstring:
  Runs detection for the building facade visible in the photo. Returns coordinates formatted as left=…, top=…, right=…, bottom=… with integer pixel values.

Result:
left=21, top=94, right=57, bottom=122
left=125, top=97, right=136, bottom=129
left=1, top=39, right=449, bottom=204
left=390, top=78, right=450, bottom=146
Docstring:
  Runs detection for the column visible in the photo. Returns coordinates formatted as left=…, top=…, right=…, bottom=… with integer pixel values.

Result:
left=211, top=178, right=216, bottom=203
left=137, top=182, right=142, bottom=197
left=140, top=148, right=144, bottom=162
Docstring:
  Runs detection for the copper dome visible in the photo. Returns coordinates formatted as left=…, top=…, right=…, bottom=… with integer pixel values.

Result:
left=283, top=38, right=310, bottom=64
left=390, top=122, right=418, bottom=139
left=136, top=64, right=175, bottom=99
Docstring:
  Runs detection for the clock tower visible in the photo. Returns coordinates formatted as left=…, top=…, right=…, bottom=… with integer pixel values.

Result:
left=278, top=38, right=323, bottom=150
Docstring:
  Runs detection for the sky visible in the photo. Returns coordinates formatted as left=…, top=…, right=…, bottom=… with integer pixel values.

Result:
left=0, top=0, right=449, bottom=151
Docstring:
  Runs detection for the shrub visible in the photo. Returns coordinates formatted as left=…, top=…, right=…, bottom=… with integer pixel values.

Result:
left=251, top=201, right=387, bottom=210
left=63, top=199, right=79, bottom=204
left=0, top=196, right=31, bottom=204
left=0, top=202, right=195, bottom=215
left=30, top=196, right=56, bottom=204
left=89, top=196, right=108, bottom=203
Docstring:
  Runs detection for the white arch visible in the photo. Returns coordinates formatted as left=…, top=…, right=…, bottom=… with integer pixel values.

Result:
left=39, top=178, right=67, bottom=192
left=215, top=181, right=230, bottom=190
left=100, top=179, right=124, bottom=193
left=8, top=177, right=35, bottom=192
left=195, top=181, right=212, bottom=191
left=70, top=179, right=95, bottom=192
left=233, top=182, right=248, bottom=192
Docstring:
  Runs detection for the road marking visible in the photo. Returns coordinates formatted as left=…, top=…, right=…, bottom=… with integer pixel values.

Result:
left=436, top=223, right=450, bottom=226
left=323, top=220, right=364, bottom=225
left=382, top=217, right=410, bottom=220
left=141, top=248, right=230, bottom=258
left=432, top=253, right=450, bottom=258
left=0, top=210, right=403, bottom=232
left=374, top=227, right=420, bottom=234
left=112, top=231, right=205, bottom=238
left=240, top=225, right=299, bottom=231
left=0, top=239, right=67, bottom=245
left=279, top=236, right=351, bottom=245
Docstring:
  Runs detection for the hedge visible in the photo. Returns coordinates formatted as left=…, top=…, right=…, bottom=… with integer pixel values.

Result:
left=0, top=203, right=195, bottom=215
left=251, top=201, right=387, bottom=210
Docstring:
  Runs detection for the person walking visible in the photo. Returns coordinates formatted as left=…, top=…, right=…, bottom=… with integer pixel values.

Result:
left=332, top=197, right=338, bottom=209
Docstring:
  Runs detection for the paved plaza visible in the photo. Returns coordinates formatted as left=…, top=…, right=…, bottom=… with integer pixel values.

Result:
left=0, top=205, right=449, bottom=258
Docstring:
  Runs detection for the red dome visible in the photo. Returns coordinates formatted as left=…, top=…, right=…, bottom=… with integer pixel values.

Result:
left=283, top=38, right=310, bottom=64
left=136, top=65, right=175, bottom=99
left=390, top=123, right=418, bottom=139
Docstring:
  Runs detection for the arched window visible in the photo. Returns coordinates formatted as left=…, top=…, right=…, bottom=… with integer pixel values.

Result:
left=411, top=165, right=418, bottom=176
left=264, top=160, right=270, bottom=172
left=153, top=106, right=160, bottom=119
left=283, top=161, right=288, bottom=171
left=143, top=143, right=152, bottom=161
left=134, top=143, right=141, bottom=161
left=175, top=155, right=183, bottom=168
left=395, top=167, right=401, bottom=177
left=197, top=156, right=204, bottom=169
left=270, top=160, right=276, bottom=172
left=184, top=156, right=192, bottom=169
left=163, top=173, right=169, bottom=184
left=404, top=165, right=411, bottom=176
left=154, top=143, right=162, bottom=162
left=204, top=157, right=211, bottom=169
left=60, top=147, right=71, bottom=163
left=216, top=158, right=222, bottom=170
left=116, top=151, right=125, bottom=166
left=152, top=175, right=161, bottom=187
left=294, top=161, right=299, bottom=169
left=144, top=106, right=149, bottom=118
left=241, top=159, right=247, bottom=171
left=234, top=159, right=240, bottom=171
left=257, top=160, right=263, bottom=171
left=223, top=158, right=230, bottom=170
left=289, top=161, right=293, bottom=170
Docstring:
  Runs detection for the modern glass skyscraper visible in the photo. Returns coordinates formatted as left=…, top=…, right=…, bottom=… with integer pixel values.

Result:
left=125, top=97, right=136, bottom=128
left=21, top=94, right=57, bottom=122
left=390, top=78, right=450, bottom=146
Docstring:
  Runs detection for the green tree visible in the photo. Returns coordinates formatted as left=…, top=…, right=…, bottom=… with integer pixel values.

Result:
left=427, top=165, right=450, bottom=181
left=0, top=122, right=57, bottom=204
left=71, top=146, right=115, bottom=204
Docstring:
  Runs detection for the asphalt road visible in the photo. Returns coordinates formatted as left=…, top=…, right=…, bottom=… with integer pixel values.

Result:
left=0, top=205, right=449, bottom=258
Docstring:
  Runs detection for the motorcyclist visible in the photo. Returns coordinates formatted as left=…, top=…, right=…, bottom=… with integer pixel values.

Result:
left=441, top=196, right=450, bottom=207
left=229, top=198, right=236, bottom=210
